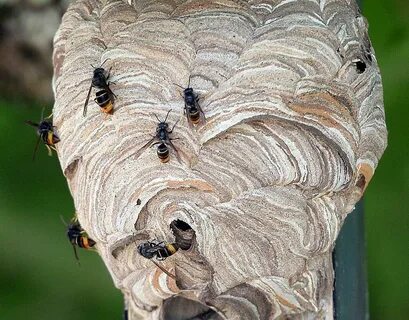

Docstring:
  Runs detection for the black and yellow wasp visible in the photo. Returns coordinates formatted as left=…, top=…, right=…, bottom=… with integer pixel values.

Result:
left=25, top=109, right=60, bottom=160
left=61, top=215, right=96, bottom=263
left=138, top=240, right=179, bottom=261
left=175, top=76, right=205, bottom=126
left=135, top=110, right=180, bottom=163
left=83, top=61, right=116, bottom=116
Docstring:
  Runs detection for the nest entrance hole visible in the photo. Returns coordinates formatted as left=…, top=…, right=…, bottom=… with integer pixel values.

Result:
left=170, top=219, right=195, bottom=251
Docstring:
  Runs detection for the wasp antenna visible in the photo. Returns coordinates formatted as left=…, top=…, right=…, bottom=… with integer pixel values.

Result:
left=154, top=114, right=161, bottom=123
left=173, top=82, right=184, bottom=90
left=60, top=215, right=68, bottom=226
left=45, top=112, right=53, bottom=120
left=40, top=106, right=46, bottom=121
left=100, top=58, right=111, bottom=67
left=188, top=75, right=191, bottom=88
left=171, top=118, right=179, bottom=132
left=164, top=109, right=172, bottom=123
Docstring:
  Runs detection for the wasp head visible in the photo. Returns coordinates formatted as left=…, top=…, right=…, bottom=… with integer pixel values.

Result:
left=93, top=67, right=105, bottom=76
left=138, top=242, right=157, bottom=259
left=184, top=87, right=193, bottom=95
left=37, top=120, right=53, bottom=135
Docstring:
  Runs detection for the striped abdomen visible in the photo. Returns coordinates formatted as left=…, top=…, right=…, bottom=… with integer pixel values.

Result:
left=156, top=243, right=178, bottom=260
left=44, top=130, right=60, bottom=146
left=157, top=143, right=170, bottom=163
left=77, top=235, right=96, bottom=249
left=187, top=107, right=201, bottom=124
left=94, top=90, right=114, bottom=114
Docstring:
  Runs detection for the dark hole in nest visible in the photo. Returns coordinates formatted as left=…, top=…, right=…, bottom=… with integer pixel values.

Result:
left=173, top=219, right=192, bottom=231
left=64, top=158, right=80, bottom=180
left=355, top=60, right=366, bottom=73
left=170, top=220, right=194, bottom=251
left=355, top=174, right=366, bottom=190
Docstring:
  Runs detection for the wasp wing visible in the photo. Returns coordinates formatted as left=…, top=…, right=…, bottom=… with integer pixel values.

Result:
left=167, top=139, right=181, bottom=163
left=25, top=120, right=39, bottom=128
left=31, top=135, right=42, bottom=161
left=183, top=104, right=195, bottom=128
left=134, top=137, right=156, bottom=160
left=194, top=96, right=207, bottom=124
left=83, top=84, right=93, bottom=117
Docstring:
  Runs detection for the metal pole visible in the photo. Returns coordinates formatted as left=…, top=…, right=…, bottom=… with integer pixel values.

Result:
left=333, top=200, right=369, bottom=320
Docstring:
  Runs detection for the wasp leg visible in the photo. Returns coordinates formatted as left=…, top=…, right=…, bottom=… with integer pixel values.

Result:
left=152, top=261, right=176, bottom=279
left=199, top=106, right=206, bottom=124
left=45, top=145, right=53, bottom=156
left=151, top=141, right=161, bottom=147
left=108, top=80, right=117, bottom=85
left=106, top=66, right=113, bottom=78
left=157, top=250, right=165, bottom=261
left=173, top=82, right=185, bottom=90
left=169, top=118, right=179, bottom=134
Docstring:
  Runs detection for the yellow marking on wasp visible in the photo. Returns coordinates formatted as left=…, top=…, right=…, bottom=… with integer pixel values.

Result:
left=46, top=131, right=54, bottom=145
left=159, top=155, right=170, bottom=163
left=166, top=243, right=177, bottom=255
left=82, top=237, right=90, bottom=249
left=101, top=101, right=113, bottom=114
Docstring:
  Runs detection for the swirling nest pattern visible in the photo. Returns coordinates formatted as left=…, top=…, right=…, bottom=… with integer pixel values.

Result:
left=53, top=0, right=387, bottom=319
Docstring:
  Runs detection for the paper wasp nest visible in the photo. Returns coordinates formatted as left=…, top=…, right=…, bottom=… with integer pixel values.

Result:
left=53, top=0, right=387, bottom=319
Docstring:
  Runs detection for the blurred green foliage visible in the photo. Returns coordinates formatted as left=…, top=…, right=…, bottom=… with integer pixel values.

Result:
left=0, top=101, right=122, bottom=319
left=0, top=0, right=407, bottom=319
left=365, top=1, right=409, bottom=319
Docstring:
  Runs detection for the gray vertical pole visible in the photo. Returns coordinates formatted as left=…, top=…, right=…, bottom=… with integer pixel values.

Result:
left=333, top=201, right=369, bottom=320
